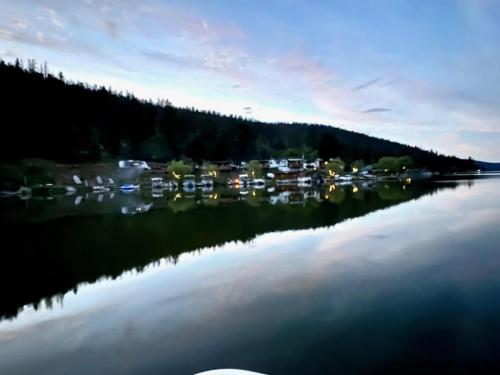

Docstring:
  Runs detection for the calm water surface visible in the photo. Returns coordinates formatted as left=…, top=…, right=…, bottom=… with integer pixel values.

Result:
left=0, top=178, right=499, bottom=374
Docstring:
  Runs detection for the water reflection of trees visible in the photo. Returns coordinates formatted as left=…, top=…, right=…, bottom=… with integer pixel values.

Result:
left=0, top=182, right=462, bottom=320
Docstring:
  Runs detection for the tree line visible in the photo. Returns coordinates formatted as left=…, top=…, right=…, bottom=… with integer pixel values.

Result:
left=0, top=58, right=475, bottom=172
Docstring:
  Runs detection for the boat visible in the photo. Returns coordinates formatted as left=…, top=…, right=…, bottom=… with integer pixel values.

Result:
left=200, top=174, right=214, bottom=187
left=92, top=185, right=109, bottom=193
left=120, top=183, right=140, bottom=192
left=239, top=173, right=249, bottom=185
left=183, top=175, right=196, bottom=192
left=249, top=178, right=265, bottom=186
left=297, top=176, right=312, bottom=187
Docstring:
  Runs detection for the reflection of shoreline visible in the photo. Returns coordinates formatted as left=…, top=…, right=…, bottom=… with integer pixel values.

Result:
left=0, top=180, right=471, bottom=223
left=0, top=182, right=461, bottom=321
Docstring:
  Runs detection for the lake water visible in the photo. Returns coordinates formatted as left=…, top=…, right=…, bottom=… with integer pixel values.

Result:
left=1, top=178, right=499, bottom=374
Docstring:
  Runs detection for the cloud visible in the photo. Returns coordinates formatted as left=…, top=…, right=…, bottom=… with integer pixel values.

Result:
left=47, top=8, right=65, bottom=29
left=354, top=76, right=382, bottom=91
left=0, top=27, right=104, bottom=58
left=105, top=20, right=118, bottom=38
left=142, top=51, right=202, bottom=70
left=364, top=107, right=392, bottom=113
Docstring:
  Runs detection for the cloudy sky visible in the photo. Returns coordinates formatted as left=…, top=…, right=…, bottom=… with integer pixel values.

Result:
left=1, top=0, right=500, bottom=160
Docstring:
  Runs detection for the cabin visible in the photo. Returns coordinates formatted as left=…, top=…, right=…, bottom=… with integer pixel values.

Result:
left=303, top=159, right=322, bottom=171
left=269, top=158, right=304, bottom=173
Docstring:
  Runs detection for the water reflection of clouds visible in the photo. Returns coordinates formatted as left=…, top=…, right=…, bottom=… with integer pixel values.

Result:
left=2, top=180, right=500, bottom=373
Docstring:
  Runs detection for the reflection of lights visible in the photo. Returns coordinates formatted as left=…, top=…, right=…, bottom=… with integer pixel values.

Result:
left=174, top=193, right=182, bottom=201
left=403, top=185, right=406, bottom=190
left=252, top=190, right=256, bottom=197
left=352, top=167, right=359, bottom=173
left=324, top=161, right=328, bottom=165
left=353, top=186, right=359, bottom=193
left=329, top=184, right=335, bottom=192
left=403, top=166, right=406, bottom=170
left=405, top=177, right=412, bottom=184
left=172, top=171, right=181, bottom=180
left=328, top=170, right=336, bottom=177
left=384, top=169, right=389, bottom=172
left=214, top=193, right=218, bottom=200
left=325, top=194, right=329, bottom=199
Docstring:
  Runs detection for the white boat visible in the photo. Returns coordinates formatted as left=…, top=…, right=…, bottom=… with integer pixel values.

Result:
left=200, top=174, right=214, bottom=187
left=120, top=184, right=140, bottom=192
left=239, top=174, right=249, bottom=185
left=297, top=176, right=312, bottom=187
left=93, top=185, right=109, bottom=193
left=151, top=177, right=164, bottom=189
left=249, top=178, right=265, bottom=186
left=183, top=175, right=196, bottom=192
left=336, top=175, right=353, bottom=182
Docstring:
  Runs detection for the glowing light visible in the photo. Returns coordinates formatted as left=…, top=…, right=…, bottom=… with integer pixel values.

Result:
left=325, top=194, right=329, bottom=199
left=328, top=170, right=336, bottom=177
left=172, top=171, right=181, bottom=180
left=352, top=167, right=359, bottom=173
left=329, top=184, right=335, bottom=192
left=174, top=193, right=182, bottom=201
left=353, top=186, right=359, bottom=193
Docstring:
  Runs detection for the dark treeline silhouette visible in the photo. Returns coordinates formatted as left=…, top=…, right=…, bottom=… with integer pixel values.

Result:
left=0, top=182, right=459, bottom=320
left=1, top=58, right=474, bottom=171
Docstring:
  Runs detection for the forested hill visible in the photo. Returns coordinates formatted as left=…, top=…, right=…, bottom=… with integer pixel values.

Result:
left=0, top=59, right=474, bottom=171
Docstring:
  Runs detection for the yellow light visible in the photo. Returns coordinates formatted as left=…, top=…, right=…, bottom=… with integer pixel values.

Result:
left=252, top=191, right=256, bottom=197
left=328, top=170, right=335, bottom=177
left=352, top=167, right=359, bottom=173
left=329, top=184, right=335, bottom=192
left=353, top=186, right=359, bottom=193
left=214, top=193, right=218, bottom=199
left=325, top=194, right=329, bottom=199
left=324, top=161, right=328, bottom=165
left=174, top=193, right=182, bottom=201
left=172, top=171, right=181, bottom=180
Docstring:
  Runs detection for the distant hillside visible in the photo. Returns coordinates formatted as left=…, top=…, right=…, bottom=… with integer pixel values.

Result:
left=0, top=58, right=474, bottom=171
left=475, top=161, right=500, bottom=171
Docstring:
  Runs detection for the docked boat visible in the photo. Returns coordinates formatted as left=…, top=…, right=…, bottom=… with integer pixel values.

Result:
left=183, top=175, right=196, bottom=192
left=200, top=174, right=214, bottom=187
left=120, top=183, right=140, bottom=192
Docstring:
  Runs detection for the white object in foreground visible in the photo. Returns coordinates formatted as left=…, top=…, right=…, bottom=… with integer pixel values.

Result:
left=195, top=370, right=267, bottom=375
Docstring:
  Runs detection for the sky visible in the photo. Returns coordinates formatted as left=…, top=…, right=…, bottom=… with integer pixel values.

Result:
left=1, top=0, right=500, bottom=161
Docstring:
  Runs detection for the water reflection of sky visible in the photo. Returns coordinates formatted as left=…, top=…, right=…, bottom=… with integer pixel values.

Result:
left=1, top=179, right=500, bottom=374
